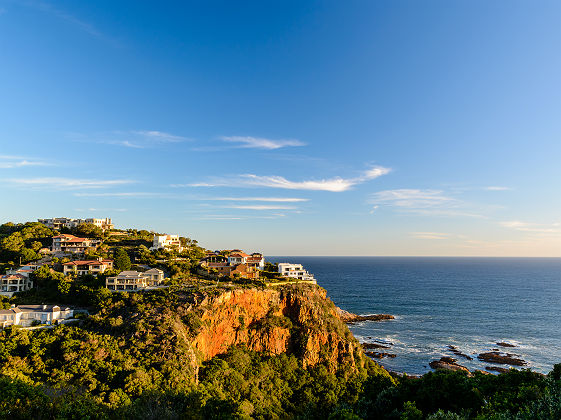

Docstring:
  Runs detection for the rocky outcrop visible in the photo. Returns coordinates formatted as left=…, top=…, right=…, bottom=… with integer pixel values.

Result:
left=477, top=352, right=526, bottom=366
left=337, top=308, right=394, bottom=323
left=429, top=357, right=470, bottom=374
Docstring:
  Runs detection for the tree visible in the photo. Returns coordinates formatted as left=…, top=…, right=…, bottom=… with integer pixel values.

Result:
left=114, top=248, right=131, bottom=271
left=74, top=223, right=103, bottom=239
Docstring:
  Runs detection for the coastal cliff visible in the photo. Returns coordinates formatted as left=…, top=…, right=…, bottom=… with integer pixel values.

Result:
left=82, top=283, right=372, bottom=386
left=191, top=285, right=362, bottom=370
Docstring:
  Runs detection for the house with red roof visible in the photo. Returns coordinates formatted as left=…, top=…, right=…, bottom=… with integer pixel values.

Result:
left=52, top=234, right=100, bottom=254
left=63, top=258, right=113, bottom=275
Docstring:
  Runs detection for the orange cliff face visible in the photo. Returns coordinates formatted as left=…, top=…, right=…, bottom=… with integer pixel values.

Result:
left=190, top=285, right=363, bottom=371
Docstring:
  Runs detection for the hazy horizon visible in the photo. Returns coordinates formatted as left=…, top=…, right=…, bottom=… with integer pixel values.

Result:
left=1, top=1, right=559, bottom=257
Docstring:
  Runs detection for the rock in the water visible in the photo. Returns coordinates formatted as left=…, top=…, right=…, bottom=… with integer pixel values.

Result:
left=429, top=357, right=469, bottom=373
left=365, top=351, right=396, bottom=359
left=447, top=345, right=473, bottom=360
left=363, top=343, right=391, bottom=350
left=336, top=307, right=395, bottom=323
left=486, top=366, right=510, bottom=374
left=496, top=342, right=517, bottom=348
left=478, top=352, right=526, bottom=366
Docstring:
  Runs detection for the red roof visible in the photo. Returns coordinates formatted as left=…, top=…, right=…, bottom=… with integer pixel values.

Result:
left=230, top=252, right=249, bottom=258
left=53, top=234, right=78, bottom=239
left=63, top=259, right=113, bottom=266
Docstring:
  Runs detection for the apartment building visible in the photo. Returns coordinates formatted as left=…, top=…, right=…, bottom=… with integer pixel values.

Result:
left=0, top=305, right=74, bottom=328
left=0, top=274, right=33, bottom=297
left=51, top=234, right=100, bottom=253
left=63, top=258, right=114, bottom=275
left=106, top=268, right=165, bottom=292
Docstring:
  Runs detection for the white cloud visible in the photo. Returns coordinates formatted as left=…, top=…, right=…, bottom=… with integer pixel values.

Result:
left=200, top=196, right=309, bottom=202
left=184, top=166, right=391, bottom=192
left=500, top=220, right=560, bottom=234
left=220, top=136, right=305, bottom=150
left=485, top=186, right=512, bottom=191
left=0, top=155, right=51, bottom=169
left=370, top=188, right=485, bottom=218
left=10, top=177, right=134, bottom=189
left=371, top=189, right=456, bottom=208
left=223, top=205, right=297, bottom=210
left=71, top=130, right=188, bottom=149
left=410, top=232, right=450, bottom=240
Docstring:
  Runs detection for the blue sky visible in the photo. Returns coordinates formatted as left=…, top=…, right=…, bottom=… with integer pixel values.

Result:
left=0, top=0, right=560, bottom=256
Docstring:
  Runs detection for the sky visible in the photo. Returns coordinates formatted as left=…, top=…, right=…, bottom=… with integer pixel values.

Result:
left=0, top=0, right=560, bottom=256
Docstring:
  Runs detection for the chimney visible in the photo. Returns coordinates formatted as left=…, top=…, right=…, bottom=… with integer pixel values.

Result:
left=42, top=304, right=48, bottom=310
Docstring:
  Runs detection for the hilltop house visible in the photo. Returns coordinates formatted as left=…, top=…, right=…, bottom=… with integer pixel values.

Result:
left=63, top=258, right=113, bottom=275
left=51, top=234, right=100, bottom=253
left=106, top=268, right=165, bottom=292
left=0, top=304, right=74, bottom=328
left=150, top=234, right=183, bottom=252
left=277, top=263, right=316, bottom=283
left=38, top=217, right=114, bottom=231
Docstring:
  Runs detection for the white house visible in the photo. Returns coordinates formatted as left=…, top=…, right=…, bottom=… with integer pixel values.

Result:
left=106, top=268, right=165, bottom=292
left=277, top=263, right=316, bottom=283
left=150, top=234, right=183, bottom=252
left=0, top=304, right=74, bottom=328
left=228, top=250, right=249, bottom=265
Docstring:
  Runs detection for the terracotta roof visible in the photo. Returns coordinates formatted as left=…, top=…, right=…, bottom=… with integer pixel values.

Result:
left=53, top=234, right=78, bottom=239
left=1, top=274, right=26, bottom=280
left=63, top=259, right=112, bottom=266
left=230, top=252, right=249, bottom=258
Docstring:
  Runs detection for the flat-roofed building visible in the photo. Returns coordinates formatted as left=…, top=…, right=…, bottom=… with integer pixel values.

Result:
left=150, top=234, right=183, bottom=252
left=277, top=263, right=316, bottom=283
left=38, top=217, right=114, bottom=231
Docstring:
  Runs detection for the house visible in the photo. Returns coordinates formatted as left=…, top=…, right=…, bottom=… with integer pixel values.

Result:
left=0, top=274, right=34, bottom=297
left=277, top=263, right=316, bottom=283
left=0, top=304, right=74, bottom=328
left=38, top=217, right=114, bottom=231
left=63, top=258, right=113, bottom=275
left=106, top=268, right=165, bottom=292
left=51, top=234, right=100, bottom=253
left=246, top=253, right=265, bottom=270
left=150, top=234, right=183, bottom=252
left=228, top=250, right=249, bottom=265
left=200, top=250, right=262, bottom=279
left=6, top=262, right=45, bottom=277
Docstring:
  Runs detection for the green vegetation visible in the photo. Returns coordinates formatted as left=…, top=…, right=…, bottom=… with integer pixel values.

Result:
left=0, top=222, right=55, bottom=269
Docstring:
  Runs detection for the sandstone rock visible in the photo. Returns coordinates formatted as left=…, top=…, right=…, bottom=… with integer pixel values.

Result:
left=429, top=357, right=469, bottom=373
left=447, top=345, right=473, bottom=360
left=477, top=352, right=526, bottom=366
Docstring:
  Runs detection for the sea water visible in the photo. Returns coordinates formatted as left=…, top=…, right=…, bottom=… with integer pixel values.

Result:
left=269, top=257, right=561, bottom=375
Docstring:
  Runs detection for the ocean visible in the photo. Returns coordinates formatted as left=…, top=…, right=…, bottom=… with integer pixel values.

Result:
left=269, top=257, right=561, bottom=375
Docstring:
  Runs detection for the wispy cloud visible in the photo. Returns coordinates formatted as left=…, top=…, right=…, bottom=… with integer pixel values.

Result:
left=0, top=155, right=52, bottom=169
left=9, top=177, right=134, bottom=189
left=71, top=130, right=189, bottom=149
left=74, top=191, right=175, bottom=198
left=183, top=166, right=391, bottom=192
left=370, top=189, right=484, bottom=218
left=222, top=205, right=297, bottom=210
left=199, top=196, right=309, bottom=202
left=220, top=136, right=306, bottom=150
left=500, top=221, right=560, bottom=234
left=410, top=232, right=450, bottom=240
left=21, top=0, right=118, bottom=45
left=485, top=186, right=512, bottom=191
